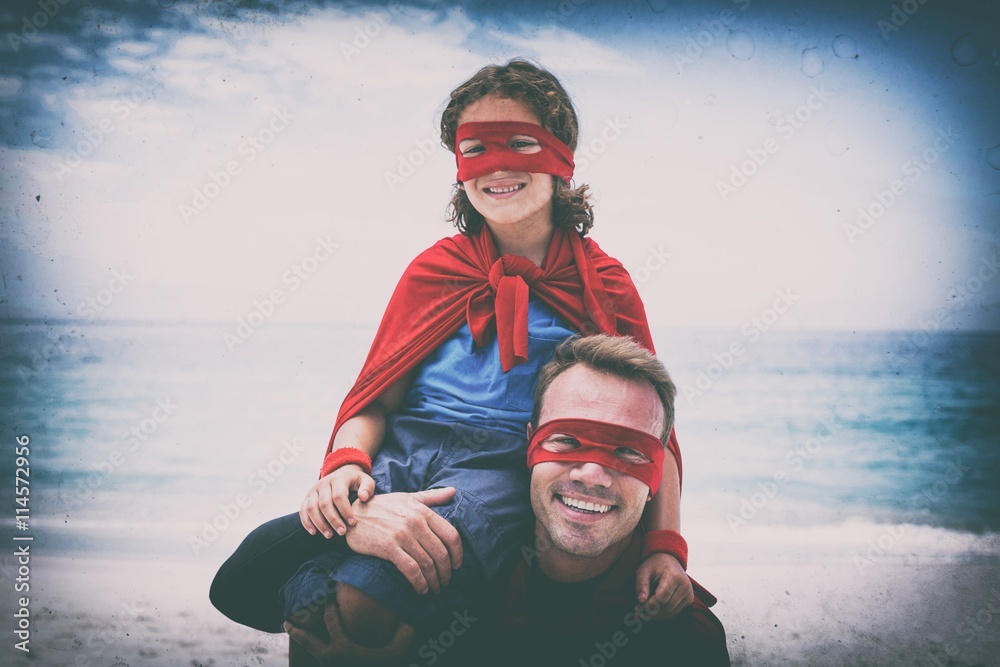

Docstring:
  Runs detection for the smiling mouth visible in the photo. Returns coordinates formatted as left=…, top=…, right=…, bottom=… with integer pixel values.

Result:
left=483, top=183, right=525, bottom=195
left=557, top=494, right=613, bottom=514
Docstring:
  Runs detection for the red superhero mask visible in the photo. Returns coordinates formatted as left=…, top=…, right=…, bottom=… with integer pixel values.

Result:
left=454, top=121, right=575, bottom=183
left=527, top=418, right=665, bottom=496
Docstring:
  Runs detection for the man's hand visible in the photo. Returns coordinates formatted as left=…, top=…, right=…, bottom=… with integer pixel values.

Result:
left=285, top=603, right=414, bottom=666
left=346, top=487, right=464, bottom=595
left=300, top=464, right=377, bottom=538
left=635, top=552, right=694, bottom=619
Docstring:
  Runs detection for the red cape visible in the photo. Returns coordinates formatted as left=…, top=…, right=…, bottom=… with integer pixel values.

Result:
left=322, top=225, right=681, bottom=481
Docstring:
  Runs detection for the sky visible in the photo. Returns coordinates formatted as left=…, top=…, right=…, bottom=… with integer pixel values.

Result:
left=1, top=0, right=999, bottom=331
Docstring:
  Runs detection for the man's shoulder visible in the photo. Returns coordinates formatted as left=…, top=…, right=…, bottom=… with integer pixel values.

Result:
left=615, top=599, right=730, bottom=665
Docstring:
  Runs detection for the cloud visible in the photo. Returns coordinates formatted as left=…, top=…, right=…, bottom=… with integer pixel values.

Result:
left=0, top=75, right=22, bottom=96
left=487, top=26, right=640, bottom=74
left=1, top=1, right=996, bottom=330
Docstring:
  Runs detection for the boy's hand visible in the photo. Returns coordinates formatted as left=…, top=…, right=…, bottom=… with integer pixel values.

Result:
left=345, top=488, right=463, bottom=595
left=635, top=552, right=693, bottom=619
left=299, top=464, right=376, bottom=539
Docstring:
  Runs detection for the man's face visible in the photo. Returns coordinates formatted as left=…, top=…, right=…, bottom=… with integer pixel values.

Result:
left=529, top=364, right=665, bottom=559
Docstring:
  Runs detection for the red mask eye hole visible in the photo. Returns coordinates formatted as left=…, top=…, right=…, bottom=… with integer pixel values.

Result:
left=458, top=139, right=485, bottom=157
left=616, top=448, right=652, bottom=465
left=541, top=435, right=580, bottom=453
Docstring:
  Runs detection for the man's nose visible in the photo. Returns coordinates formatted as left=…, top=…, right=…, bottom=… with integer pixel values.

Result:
left=568, top=461, right=613, bottom=487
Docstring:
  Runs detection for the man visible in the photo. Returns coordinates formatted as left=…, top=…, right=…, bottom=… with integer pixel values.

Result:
left=284, top=335, right=729, bottom=665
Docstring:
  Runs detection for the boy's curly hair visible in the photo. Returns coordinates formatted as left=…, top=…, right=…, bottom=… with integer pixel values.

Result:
left=440, top=59, right=594, bottom=237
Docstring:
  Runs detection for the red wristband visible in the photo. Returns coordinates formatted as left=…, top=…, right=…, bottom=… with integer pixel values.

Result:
left=642, top=529, right=688, bottom=570
left=319, top=447, right=373, bottom=479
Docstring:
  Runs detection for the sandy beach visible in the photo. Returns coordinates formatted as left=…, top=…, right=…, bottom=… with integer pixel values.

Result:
left=4, top=520, right=997, bottom=666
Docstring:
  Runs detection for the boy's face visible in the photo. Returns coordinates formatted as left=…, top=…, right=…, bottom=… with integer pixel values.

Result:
left=457, top=95, right=555, bottom=233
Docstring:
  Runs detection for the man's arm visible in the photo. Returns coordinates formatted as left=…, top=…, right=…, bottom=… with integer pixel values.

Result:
left=345, top=488, right=464, bottom=595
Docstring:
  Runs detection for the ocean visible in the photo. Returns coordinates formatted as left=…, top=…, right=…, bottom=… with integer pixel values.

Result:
left=1, top=321, right=998, bottom=568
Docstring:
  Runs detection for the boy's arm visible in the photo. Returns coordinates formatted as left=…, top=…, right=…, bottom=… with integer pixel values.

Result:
left=300, top=373, right=413, bottom=538
left=644, top=453, right=680, bottom=531
left=327, top=372, right=411, bottom=457
left=636, top=452, right=694, bottom=618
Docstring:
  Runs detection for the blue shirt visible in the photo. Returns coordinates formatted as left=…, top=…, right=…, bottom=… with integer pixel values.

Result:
left=399, top=298, right=575, bottom=436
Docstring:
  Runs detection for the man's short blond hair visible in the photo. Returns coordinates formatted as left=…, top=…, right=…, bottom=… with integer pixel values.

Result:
left=530, top=335, right=676, bottom=442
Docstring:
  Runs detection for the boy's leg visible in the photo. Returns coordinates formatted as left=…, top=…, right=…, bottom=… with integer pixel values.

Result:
left=424, top=421, right=533, bottom=579
left=281, top=417, right=530, bottom=650
left=336, top=582, right=400, bottom=647
left=286, top=584, right=405, bottom=664
left=289, top=633, right=325, bottom=667
left=312, top=485, right=520, bottom=652
left=290, top=578, right=401, bottom=647
left=289, top=546, right=484, bottom=640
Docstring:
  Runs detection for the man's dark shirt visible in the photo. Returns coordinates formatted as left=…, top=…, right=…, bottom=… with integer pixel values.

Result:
left=414, top=531, right=730, bottom=667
